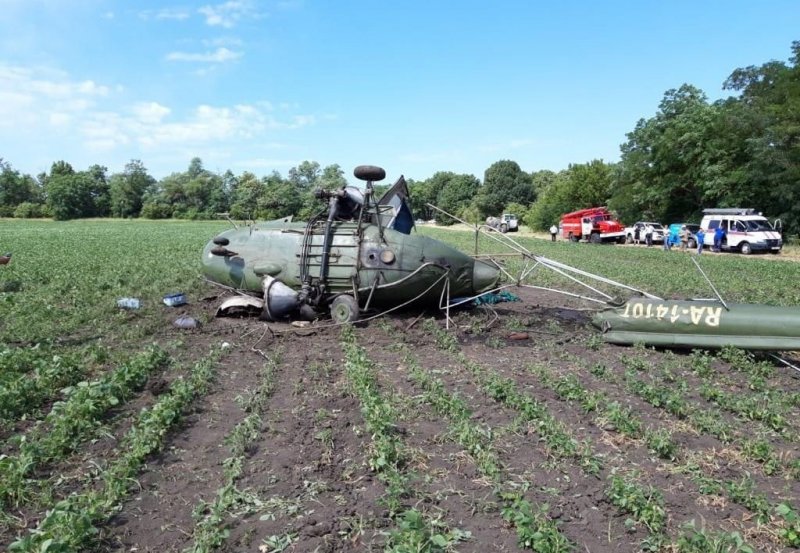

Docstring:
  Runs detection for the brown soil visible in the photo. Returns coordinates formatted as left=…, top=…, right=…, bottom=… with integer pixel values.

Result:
left=3, top=287, right=799, bottom=552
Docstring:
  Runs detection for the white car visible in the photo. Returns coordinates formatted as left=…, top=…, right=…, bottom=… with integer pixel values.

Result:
left=625, top=222, right=666, bottom=244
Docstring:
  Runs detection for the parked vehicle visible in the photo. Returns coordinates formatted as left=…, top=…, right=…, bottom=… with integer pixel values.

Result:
left=624, top=222, right=666, bottom=244
left=485, top=213, right=519, bottom=233
left=559, top=207, right=625, bottom=243
left=502, top=213, right=519, bottom=232
left=667, top=223, right=700, bottom=248
left=699, top=208, right=782, bottom=254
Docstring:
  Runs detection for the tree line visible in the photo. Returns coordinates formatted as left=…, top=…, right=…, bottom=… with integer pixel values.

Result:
left=1, top=41, right=798, bottom=236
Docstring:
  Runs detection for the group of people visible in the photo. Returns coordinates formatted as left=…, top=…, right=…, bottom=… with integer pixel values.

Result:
left=546, top=222, right=727, bottom=255
left=663, top=225, right=726, bottom=254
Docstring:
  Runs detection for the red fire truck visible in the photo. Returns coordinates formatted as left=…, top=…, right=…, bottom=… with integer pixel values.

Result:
left=559, top=207, right=626, bottom=243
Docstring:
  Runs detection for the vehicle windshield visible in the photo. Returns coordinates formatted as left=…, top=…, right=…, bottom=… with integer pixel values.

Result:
left=745, top=219, right=771, bottom=231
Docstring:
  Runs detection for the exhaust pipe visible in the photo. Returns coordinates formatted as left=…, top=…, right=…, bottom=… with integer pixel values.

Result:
left=261, top=275, right=301, bottom=321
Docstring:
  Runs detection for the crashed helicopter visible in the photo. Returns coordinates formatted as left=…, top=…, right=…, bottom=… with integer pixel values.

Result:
left=203, top=165, right=800, bottom=356
left=202, top=165, right=500, bottom=323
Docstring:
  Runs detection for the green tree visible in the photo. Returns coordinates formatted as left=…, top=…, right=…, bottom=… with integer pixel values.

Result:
left=721, top=40, right=800, bottom=235
left=47, top=171, right=96, bottom=220
left=288, top=161, right=321, bottom=190
left=424, top=172, right=481, bottom=225
left=109, top=160, right=155, bottom=218
left=86, top=164, right=111, bottom=217
left=477, top=160, right=535, bottom=216
left=527, top=161, right=615, bottom=230
left=229, top=171, right=264, bottom=219
left=45, top=161, right=109, bottom=220
left=319, top=163, right=347, bottom=189
left=0, top=160, right=40, bottom=216
left=408, top=177, right=438, bottom=220
left=612, top=84, right=714, bottom=223
left=141, top=158, right=227, bottom=219
left=530, top=170, right=557, bottom=197
left=260, top=173, right=304, bottom=219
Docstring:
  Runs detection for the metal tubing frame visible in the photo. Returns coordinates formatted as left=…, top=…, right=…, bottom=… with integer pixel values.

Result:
left=425, top=203, right=661, bottom=304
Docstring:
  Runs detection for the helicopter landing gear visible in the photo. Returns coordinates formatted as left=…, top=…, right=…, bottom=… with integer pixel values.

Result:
left=330, top=294, right=360, bottom=324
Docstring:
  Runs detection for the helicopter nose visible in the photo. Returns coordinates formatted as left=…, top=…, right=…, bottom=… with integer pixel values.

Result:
left=472, top=259, right=500, bottom=293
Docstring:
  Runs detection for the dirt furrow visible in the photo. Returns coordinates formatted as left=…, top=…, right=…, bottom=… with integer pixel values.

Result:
left=101, top=349, right=265, bottom=552
left=367, top=323, right=642, bottom=552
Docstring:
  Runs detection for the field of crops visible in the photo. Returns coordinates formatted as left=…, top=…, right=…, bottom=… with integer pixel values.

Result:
left=1, top=218, right=799, bottom=552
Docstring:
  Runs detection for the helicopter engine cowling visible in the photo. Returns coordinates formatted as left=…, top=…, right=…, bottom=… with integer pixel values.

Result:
left=261, top=275, right=301, bottom=321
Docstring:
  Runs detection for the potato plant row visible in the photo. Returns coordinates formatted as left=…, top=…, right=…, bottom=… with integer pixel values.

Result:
left=7, top=352, right=219, bottom=552
left=340, top=327, right=471, bottom=551
left=0, top=347, right=169, bottom=510
left=397, top=343, right=573, bottom=551
left=421, top=320, right=781, bottom=551
left=0, top=345, right=97, bottom=429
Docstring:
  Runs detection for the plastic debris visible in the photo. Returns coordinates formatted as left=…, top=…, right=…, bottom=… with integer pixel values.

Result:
left=117, top=297, right=141, bottom=309
left=163, top=292, right=187, bottom=307
left=173, top=316, right=200, bottom=329
left=473, top=291, right=521, bottom=306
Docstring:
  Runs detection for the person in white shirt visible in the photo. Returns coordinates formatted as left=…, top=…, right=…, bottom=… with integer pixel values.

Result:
left=549, top=224, right=558, bottom=242
left=644, top=224, right=654, bottom=247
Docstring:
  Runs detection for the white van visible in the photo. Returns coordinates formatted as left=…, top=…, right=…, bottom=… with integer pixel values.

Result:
left=700, top=208, right=782, bottom=254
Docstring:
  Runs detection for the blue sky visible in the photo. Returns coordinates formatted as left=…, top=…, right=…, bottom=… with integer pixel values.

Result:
left=1, top=1, right=798, bottom=183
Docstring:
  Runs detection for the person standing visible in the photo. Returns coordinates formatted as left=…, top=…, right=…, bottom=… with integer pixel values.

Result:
left=696, top=228, right=706, bottom=254
left=549, top=224, right=558, bottom=242
left=713, top=226, right=724, bottom=252
left=645, top=224, right=654, bottom=247
left=679, top=225, right=689, bottom=251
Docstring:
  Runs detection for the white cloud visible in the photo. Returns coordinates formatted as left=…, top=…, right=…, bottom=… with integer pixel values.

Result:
left=202, top=36, right=244, bottom=47
left=102, top=11, right=114, bottom=19
left=165, top=47, right=243, bottom=63
left=289, top=114, right=315, bottom=128
left=139, top=7, right=192, bottom=21
left=49, top=112, right=71, bottom=126
left=0, top=63, right=318, bottom=173
left=0, top=63, right=108, bottom=130
left=157, top=7, right=191, bottom=20
left=198, top=1, right=262, bottom=28
left=132, top=102, right=171, bottom=124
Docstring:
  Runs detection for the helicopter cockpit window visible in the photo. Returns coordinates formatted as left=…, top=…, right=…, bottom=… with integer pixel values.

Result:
left=377, top=176, right=414, bottom=235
